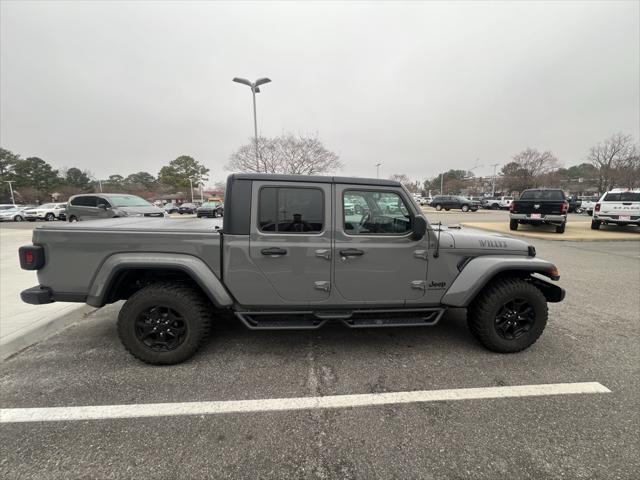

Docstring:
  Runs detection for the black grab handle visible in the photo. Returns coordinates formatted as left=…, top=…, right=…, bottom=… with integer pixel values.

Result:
left=261, top=247, right=287, bottom=256
left=339, top=248, right=364, bottom=257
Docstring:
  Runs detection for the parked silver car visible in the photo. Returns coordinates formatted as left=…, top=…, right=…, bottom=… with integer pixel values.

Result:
left=0, top=205, right=34, bottom=222
left=66, top=194, right=166, bottom=221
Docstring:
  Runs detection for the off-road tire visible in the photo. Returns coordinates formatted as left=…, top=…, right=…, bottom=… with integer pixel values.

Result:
left=435, top=204, right=443, bottom=211
left=461, top=205, right=469, bottom=212
left=467, top=277, right=548, bottom=353
left=117, top=283, right=212, bottom=365
left=591, top=219, right=600, bottom=230
left=509, top=219, right=518, bottom=231
left=555, top=223, right=566, bottom=234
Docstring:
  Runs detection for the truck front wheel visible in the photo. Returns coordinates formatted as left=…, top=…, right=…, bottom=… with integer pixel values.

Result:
left=117, top=283, right=212, bottom=365
left=467, top=277, right=547, bottom=353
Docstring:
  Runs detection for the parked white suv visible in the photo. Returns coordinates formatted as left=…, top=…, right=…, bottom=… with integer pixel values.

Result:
left=591, top=189, right=640, bottom=229
left=482, top=196, right=514, bottom=210
left=24, top=203, right=67, bottom=221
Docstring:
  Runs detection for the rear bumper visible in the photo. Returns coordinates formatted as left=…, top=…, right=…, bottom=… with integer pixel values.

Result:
left=21, top=286, right=54, bottom=304
left=510, top=214, right=566, bottom=223
left=21, top=286, right=87, bottom=305
left=594, top=215, right=640, bottom=225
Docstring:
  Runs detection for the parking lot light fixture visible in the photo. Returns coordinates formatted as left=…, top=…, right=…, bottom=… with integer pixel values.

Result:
left=233, top=77, right=272, bottom=170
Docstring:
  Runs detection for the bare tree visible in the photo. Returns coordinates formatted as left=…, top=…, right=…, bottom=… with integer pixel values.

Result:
left=588, top=133, right=638, bottom=191
left=226, top=134, right=342, bottom=175
left=388, top=174, right=420, bottom=192
left=503, top=148, right=560, bottom=191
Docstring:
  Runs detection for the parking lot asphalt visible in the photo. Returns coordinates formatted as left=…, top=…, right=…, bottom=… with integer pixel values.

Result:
left=1, top=233, right=639, bottom=479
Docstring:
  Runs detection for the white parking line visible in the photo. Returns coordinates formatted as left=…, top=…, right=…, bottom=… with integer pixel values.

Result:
left=0, top=382, right=610, bottom=423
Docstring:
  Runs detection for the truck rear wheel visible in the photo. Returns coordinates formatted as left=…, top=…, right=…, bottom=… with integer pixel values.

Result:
left=117, top=283, right=212, bottom=365
left=467, top=277, right=547, bottom=353
left=509, top=220, right=518, bottom=231
left=591, top=220, right=601, bottom=230
left=555, top=223, right=566, bottom=234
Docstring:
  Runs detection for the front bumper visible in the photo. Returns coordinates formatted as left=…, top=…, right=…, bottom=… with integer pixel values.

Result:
left=510, top=214, right=566, bottom=224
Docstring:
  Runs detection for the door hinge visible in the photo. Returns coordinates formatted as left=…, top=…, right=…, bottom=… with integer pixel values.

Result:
left=413, top=250, right=428, bottom=260
left=314, top=281, right=331, bottom=292
left=315, top=249, right=331, bottom=260
left=410, top=280, right=426, bottom=291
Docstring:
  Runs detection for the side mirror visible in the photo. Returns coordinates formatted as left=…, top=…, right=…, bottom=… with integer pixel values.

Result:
left=412, top=216, right=427, bottom=240
left=97, top=203, right=107, bottom=210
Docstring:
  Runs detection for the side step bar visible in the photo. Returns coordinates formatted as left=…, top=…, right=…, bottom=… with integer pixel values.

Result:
left=234, top=308, right=446, bottom=330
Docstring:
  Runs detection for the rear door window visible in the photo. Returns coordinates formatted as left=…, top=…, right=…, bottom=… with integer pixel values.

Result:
left=71, top=196, right=97, bottom=207
left=258, top=187, right=324, bottom=233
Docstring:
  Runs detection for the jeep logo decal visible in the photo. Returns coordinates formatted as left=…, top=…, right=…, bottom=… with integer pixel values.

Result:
left=479, top=239, right=508, bottom=249
left=428, top=280, right=447, bottom=289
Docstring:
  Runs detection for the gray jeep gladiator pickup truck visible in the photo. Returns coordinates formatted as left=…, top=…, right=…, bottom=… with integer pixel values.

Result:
left=19, top=174, right=565, bottom=364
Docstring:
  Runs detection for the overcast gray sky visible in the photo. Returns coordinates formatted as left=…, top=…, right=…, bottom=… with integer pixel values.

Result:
left=1, top=0, right=638, bottom=185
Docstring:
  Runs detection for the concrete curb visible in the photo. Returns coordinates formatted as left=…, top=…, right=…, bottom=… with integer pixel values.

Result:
left=0, top=305, right=96, bottom=361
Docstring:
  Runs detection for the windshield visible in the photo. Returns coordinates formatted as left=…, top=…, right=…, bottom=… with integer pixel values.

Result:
left=201, top=202, right=219, bottom=207
left=38, top=203, right=56, bottom=209
left=109, top=195, right=152, bottom=207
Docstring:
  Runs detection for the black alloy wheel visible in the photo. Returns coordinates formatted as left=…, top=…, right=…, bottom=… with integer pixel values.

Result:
left=135, top=306, right=188, bottom=352
left=494, top=298, right=535, bottom=340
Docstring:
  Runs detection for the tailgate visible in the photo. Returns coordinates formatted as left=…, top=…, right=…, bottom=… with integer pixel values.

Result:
left=600, top=202, right=640, bottom=216
left=513, top=201, right=564, bottom=215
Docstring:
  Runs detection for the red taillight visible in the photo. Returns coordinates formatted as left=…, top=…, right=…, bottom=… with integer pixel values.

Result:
left=509, top=202, right=515, bottom=212
left=19, top=245, right=45, bottom=270
left=561, top=201, right=569, bottom=214
left=595, top=203, right=601, bottom=212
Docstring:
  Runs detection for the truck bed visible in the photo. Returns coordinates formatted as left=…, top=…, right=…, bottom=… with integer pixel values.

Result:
left=32, top=218, right=223, bottom=297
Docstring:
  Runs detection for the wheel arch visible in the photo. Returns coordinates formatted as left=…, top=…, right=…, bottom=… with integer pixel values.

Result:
left=86, top=253, right=234, bottom=308
left=441, top=256, right=564, bottom=307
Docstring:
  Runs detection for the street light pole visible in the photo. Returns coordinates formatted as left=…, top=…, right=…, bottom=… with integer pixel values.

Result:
left=490, top=163, right=499, bottom=196
left=4, top=180, right=16, bottom=205
left=375, top=163, right=382, bottom=178
left=233, top=77, right=272, bottom=172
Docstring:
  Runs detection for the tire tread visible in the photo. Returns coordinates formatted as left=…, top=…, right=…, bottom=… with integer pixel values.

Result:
left=467, top=277, right=547, bottom=353
left=117, top=282, right=212, bottom=365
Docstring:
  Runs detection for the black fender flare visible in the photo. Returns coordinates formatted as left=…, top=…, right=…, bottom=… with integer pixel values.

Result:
left=440, top=256, right=563, bottom=307
left=86, top=252, right=233, bottom=308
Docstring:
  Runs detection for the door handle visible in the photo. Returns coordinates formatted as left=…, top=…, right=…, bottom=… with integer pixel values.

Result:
left=315, top=249, right=331, bottom=260
left=261, top=247, right=287, bottom=257
left=339, top=249, right=364, bottom=260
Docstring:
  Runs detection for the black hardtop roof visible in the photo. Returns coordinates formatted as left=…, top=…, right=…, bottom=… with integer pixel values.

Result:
left=70, top=193, right=140, bottom=198
left=229, top=173, right=401, bottom=187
